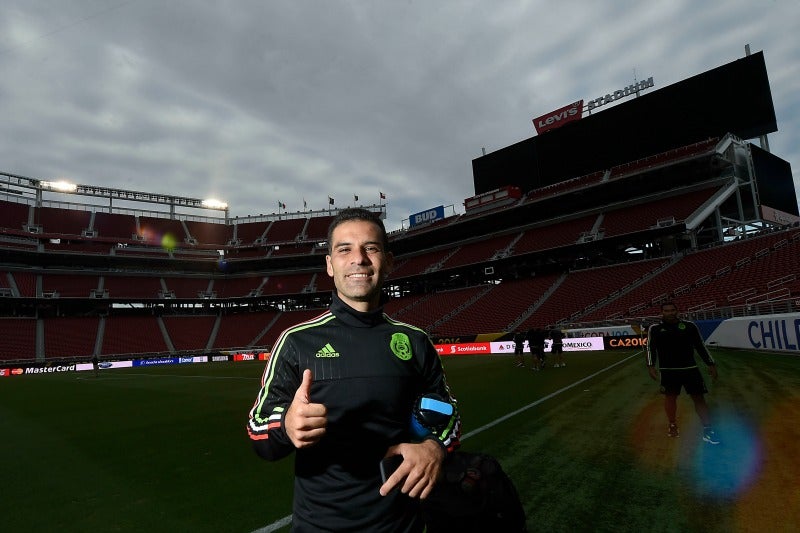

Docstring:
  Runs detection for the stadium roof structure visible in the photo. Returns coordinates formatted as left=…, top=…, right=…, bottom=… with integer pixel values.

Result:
left=0, top=171, right=385, bottom=227
left=0, top=171, right=229, bottom=217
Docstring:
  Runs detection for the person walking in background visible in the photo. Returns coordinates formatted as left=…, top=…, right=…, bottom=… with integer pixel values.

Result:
left=513, top=330, right=527, bottom=368
left=549, top=327, right=566, bottom=367
left=647, top=302, right=719, bottom=444
left=247, top=208, right=461, bottom=532
left=526, top=326, right=547, bottom=370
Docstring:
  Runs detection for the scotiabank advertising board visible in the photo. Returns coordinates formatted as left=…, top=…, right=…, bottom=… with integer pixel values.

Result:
left=435, top=337, right=604, bottom=356
left=435, top=342, right=493, bottom=356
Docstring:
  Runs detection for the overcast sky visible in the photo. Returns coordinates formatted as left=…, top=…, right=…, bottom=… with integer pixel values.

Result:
left=1, top=0, right=798, bottom=231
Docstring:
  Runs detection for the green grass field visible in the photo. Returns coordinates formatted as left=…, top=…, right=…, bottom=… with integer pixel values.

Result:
left=2, top=348, right=799, bottom=532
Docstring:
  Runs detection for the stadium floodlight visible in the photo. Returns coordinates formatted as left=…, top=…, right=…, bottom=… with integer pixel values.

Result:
left=202, top=198, right=228, bottom=210
left=41, top=180, right=77, bottom=192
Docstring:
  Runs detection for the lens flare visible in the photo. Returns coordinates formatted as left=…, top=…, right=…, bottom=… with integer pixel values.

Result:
left=161, top=233, right=177, bottom=252
left=689, top=413, right=762, bottom=498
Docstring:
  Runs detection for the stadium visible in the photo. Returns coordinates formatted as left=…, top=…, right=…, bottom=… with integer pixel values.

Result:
left=3, top=50, right=799, bottom=532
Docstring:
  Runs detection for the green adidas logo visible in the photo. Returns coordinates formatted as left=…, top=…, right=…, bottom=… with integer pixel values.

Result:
left=315, top=343, right=340, bottom=358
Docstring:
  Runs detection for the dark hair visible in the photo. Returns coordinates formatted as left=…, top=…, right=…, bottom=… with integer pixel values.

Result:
left=326, top=208, right=389, bottom=254
left=661, top=301, right=678, bottom=310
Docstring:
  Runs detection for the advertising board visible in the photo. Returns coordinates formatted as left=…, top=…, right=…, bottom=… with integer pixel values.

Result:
left=409, top=205, right=445, bottom=228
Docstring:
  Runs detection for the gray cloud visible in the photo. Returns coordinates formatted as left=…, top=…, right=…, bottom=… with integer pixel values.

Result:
left=1, top=1, right=797, bottom=231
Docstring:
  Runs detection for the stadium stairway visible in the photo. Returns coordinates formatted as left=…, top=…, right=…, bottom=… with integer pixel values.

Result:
left=205, top=315, right=222, bottom=351
left=156, top=318, right=176, bottom=353
left=570, top=256, right=679, bottom=322
left=507, top=273, right=567, bottom=331
left=427, top=285, right=494, bottom=332
left=4, top=271, right=20, bottom=297
left=35, top=318, right=44, bottom=360
left=95, top=317, right=106, bottom=357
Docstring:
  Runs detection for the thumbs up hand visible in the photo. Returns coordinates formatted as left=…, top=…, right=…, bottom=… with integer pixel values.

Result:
left=285, top=369, right=328, bottom=448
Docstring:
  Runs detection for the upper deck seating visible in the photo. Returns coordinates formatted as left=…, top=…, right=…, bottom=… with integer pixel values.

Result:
left=389, top=248, right=455, bottom=280
left=304, top=215, right=335, bottom=241
left=439, top=233, right=518, bottom=271
left=138, top=216, right=187, bottom=244
left=233, top=220, right=269, bottom=245
left=34, top=206, right=90, bottom=236
left=601, top=187, right=718, bottom=238
left=185, top=220, right=233, bottom=246
left=103, top=275, right=163, bottom=299
left=0, top=200, right=30, bottom=231
left=512, top=215, right=598, bottom=255
left=212, top=276, right=265, bottom=298
left=93, top=212, right=137, bottom=240
left=41, top=274, right=100, bottom=297
left=264, top=218, right=305, bottom=243
left=163, top=277, right=211, bottom=298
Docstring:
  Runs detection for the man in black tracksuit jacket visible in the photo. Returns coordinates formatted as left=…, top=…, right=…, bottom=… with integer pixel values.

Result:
left=647, top=301, right=719, bottom=444
left=247, top=209, right=460, bottom=532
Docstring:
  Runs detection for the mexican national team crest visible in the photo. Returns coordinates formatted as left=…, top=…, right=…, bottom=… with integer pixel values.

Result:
left=390, top=333, right=412, bottom=361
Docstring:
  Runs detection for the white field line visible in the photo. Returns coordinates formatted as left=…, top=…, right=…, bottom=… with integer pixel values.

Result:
left=253, top=351, right=642, bottom=533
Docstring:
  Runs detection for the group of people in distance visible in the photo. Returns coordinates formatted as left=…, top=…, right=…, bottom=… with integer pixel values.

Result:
left=512, top=326, right=566, bottom=370
left=513, top=305, right=719, bottom=445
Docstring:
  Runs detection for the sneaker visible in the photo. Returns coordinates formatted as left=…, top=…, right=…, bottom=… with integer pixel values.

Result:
left=702, top=428, right=720, bottom=445
left=515, top=362, right=524, bottom=368
left=668, top=423, right=679, bottom=438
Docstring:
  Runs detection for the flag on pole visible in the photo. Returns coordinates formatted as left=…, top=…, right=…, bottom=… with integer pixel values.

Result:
left=278, top=201, right=286, bottom=209
left=379, top=191, right=386, bottom=200
left=303, top=198, right=307, bottom=209
left=328, top=196, right=335, bottom=205
left=354, top=194, right=358, bottom=202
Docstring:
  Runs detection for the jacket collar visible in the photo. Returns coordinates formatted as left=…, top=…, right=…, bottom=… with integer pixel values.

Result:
left=330, top=290, right=388, bottom=328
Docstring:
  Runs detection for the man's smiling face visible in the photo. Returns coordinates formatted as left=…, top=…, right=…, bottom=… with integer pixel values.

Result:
left=326, top=219, right=393, bottom=312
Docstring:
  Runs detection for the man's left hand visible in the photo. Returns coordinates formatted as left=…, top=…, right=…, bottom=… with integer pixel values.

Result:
left=708, top=365, right=718, bottom=381
left=379, top=439, right=445, bottom=499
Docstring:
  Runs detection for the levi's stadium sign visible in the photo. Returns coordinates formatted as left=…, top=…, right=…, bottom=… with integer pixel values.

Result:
left=533, top=76, right=654, bottom=134
left=587, top=77, right=654, bottom=111
left=533, top=100, right=583, bottom=134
